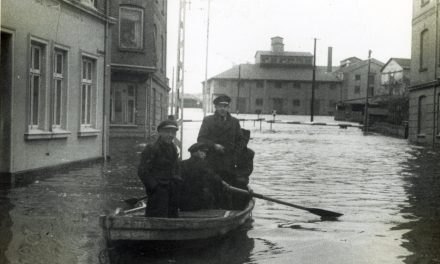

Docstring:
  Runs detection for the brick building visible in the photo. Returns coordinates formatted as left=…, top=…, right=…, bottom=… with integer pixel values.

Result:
left=408, top=0, right=440, bottom=146
left=109, top=0, right=169, bottom=138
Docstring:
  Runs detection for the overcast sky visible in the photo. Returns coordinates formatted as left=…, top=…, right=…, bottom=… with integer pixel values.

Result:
left=166, top=0, right=413, bottom=94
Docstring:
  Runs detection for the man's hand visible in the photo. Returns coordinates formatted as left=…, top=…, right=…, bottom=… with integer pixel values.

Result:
left=214, top=144, right=225, bottom=153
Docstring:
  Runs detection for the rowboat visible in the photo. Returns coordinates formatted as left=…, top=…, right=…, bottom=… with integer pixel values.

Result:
left=99, top=199, right=254, bottom=243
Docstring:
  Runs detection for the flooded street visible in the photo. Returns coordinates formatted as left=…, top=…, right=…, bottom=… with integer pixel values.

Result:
left=1, top=108, right=440, bottom=264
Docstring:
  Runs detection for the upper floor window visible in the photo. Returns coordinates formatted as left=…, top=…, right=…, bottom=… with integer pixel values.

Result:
left=256, top=81, right=263, bottom=88
left=354, top=85, right=360, bottom=94
left=119, top=6, right=144, bottom=50
left=355, top=74, right=361, bottom=81
left=274, top=81, right=282, bottom=89
left=330, top=83, right=337, bottom=90
left=255, top=98, right=263, bottom=106
left=292, top=99, right=300, bottom=107
left=420, top=29, right=429, bottom=71
left=293, top=82, right=301, bottom=89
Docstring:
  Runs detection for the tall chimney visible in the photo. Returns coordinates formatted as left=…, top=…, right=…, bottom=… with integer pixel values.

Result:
left=327, top=46, right=333, bottom=72
left=271, top=36, right=284, bottom=53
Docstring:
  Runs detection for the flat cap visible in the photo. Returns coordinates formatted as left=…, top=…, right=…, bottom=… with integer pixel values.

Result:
left=188, top=142, right=209, bottom=153
left=213, top=94, right=231, bottom=105
left=157, top=120, right=179, bottom=131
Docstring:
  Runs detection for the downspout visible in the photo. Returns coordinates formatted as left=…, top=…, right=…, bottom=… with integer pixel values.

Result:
left=433, top=0, right=439, bottom=146
left=102, top=0, right=110, bottom=160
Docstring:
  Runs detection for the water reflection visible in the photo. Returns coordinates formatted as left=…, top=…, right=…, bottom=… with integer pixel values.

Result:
left=395, top=148, right=440, bottom=263
left=0, top=190, right=13, bottom=264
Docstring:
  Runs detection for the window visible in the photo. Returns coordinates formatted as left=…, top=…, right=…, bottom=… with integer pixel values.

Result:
left=420, top=29, right=428, bottom=71
left=161, top=35, right=165, bottom=72
left=355, top=74, right=361, bottom=81
left=293, top=82, right=301, bottom=89
left=368, top=86, right=374, bottom=96
left=53, top=49, right=67, bottom=129
left=418, top=95, right=427, bottom=134
left=111, top=84, right=136, bottom=125
left=354, top=86, right=360, bottom=94
left=292, top=99, right=300, bottom=107
left=255, top=98, right=263, bottom=106
left=152, top=88, right=157, bottom=127
left=256, top=81, right=263, bottom=88
left=274, top=81, right=282, bottom=88
left=29, top=42, right=46, bottom=129
left=330, top=83, right=337, bottom=90
left=328, top=100, right=336, bottom=108
left=81, top=58, right=95, bottom=127
left=119, top=6, right=143, bottom=50
left=219, top=80, right=227, bottom=87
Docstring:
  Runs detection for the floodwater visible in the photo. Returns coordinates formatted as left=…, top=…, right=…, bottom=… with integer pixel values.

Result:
left=1, top=108, right=440, bottom=264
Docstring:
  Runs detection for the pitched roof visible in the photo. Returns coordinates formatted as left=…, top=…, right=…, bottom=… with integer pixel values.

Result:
left=209, top=64, right=340, bottom=82
left=335, top=58, right=384, bottom=73
left=381, top=58, right=411, bottom=71
left=255, top=50, right=313, bottom=57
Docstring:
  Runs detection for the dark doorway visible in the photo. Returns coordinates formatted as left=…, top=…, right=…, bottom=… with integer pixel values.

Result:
left=272, top=98, right=284, bottom=114
left=0, top=31, right=13, bottom=173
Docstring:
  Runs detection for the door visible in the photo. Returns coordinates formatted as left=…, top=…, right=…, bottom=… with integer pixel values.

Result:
left=0, top=32, right=13, bottom=173
left=110, top=82, right=137, bottom=125
left=272, top=98, right=284, bottom=114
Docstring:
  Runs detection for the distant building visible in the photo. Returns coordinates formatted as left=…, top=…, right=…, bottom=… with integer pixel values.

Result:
left=335, top=57, right=384, bottom=122
left=380, top=58, right=411, bottom=96
left=203, top=37, right=341, bottom=116
left=183, top=94, right=203, bottom=108
left=109, top=0, right=169, bottom=138
left=1, top=0, right=113, bottom=175
left=408, top=0, right=440, bottom=146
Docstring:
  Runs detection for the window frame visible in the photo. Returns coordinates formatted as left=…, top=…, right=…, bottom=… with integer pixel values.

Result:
left=420, top=29, right=428, bottom=72
left=52, top=47, right=68, bottom=130
left=80, top=56, right=97, bottom=130
left=119, top=6, right=144, bottom=51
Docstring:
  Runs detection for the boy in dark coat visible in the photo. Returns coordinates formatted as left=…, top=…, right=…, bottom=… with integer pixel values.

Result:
left=179, top=143, right=222, bottom=211
left=232, top=129, right=255, bottom=209
left=137, top=120, right=181, bottom=218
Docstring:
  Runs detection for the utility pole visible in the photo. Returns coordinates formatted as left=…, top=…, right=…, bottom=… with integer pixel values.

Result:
left=175, top=0, right=187, bottom=159
left=203, top=0, right=211, bottom=116
left=310, top=38, right=317, bottom=122
left=236, top=64, right=241, bottom=113
left=170, top=66, right=175, bottom=115
left=363, top=50, right=372, bottom=133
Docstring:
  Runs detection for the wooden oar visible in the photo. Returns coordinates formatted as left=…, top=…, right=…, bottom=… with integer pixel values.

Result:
left=224, top=183, right=343, bottom=219
left=123, top=195, right=147, bottom=206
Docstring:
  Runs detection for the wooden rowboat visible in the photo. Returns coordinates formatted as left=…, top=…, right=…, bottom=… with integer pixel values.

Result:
left=99, top=199, right=254, bottom=243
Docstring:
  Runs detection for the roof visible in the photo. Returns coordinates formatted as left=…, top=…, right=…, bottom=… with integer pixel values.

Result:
left=335, top=58, right=384, bottom=73
left=381, top=58, right=411, bottom=71
left=255, top=50, right=313, bottom=57
left=208, top=63, right=340, bottom=82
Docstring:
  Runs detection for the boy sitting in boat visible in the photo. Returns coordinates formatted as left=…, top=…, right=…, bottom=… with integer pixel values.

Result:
left=179, top=143, right=222, bottom=211
left=232, top=129, right=254, bottom=209
left=137, top=120, right=181, bottom=218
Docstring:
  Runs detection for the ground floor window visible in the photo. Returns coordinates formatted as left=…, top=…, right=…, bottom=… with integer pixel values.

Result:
left=110, top=83, right=136, bottom=125
left=417, top=95, right=427, bottom=134
left=29, top=42, right=46, bottom=129
left=53, top=48, right=68, bottom=129
left=80, top=57, right=96, bottom=128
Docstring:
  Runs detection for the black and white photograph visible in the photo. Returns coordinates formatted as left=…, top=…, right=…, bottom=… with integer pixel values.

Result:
left=1, top=0, right=440, bottom=263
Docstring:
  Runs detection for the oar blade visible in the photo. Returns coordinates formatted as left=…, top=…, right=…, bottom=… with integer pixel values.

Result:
left=308, top=208, right=343, bottom=219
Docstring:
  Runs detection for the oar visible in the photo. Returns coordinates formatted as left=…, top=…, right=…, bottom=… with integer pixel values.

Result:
left=224, top=182, right=343, bottom=219
left=123, top=195, right=147, bottom=206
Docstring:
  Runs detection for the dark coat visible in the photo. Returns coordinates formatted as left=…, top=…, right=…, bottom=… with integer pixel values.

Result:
left=235, top=148, right=255, bottom=186
left=179, top=156, right=222, bottom=211
left=137, top=138, right=180, bottom=193
left=197, top=111, right=242, bottom=179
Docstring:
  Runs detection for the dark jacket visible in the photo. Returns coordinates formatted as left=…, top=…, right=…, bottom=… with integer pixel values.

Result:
left=197, top=112, right=242, bottom=176
left=197, top=111, right=242, bottom=155
left=137, top=138, right=180, bottom=193
left=179, top=156, right=222, bottom=211
left=235, top=148, right=254, bottom=186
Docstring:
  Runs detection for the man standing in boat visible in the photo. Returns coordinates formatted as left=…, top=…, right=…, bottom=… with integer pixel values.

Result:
left=197, top=94, right=243, bottom=208
left=138, top=120, right=181, bottom=218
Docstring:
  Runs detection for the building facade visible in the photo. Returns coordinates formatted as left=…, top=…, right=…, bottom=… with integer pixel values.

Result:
left=1, top=0, right=112, bottom=176
left=409, top=0, right=440, bottom=146
left=204, top=37, right=341, bottom=116
left=335, top=57, right=384, bottom=122
left=109, top=0, right=169, bottom=138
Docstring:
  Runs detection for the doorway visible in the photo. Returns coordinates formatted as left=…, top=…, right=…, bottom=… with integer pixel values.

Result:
left=0, top=31, right=13, bottom=173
